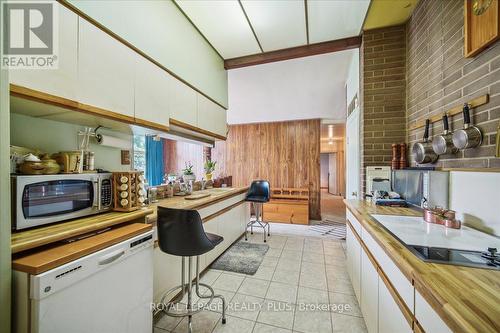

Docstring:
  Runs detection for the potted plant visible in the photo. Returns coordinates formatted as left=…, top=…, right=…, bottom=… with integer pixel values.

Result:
left=204, top=160, right=217, bottom=180
left=182, top=162, right=196, bottom=182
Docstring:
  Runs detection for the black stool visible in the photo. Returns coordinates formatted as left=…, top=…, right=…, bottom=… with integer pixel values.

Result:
left=245, top=180, right=271, bottom=242
left=157, top=207, right=226, bottom=333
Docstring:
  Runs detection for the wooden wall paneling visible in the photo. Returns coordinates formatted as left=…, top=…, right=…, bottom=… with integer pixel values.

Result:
left=213, top=119, right=321, bottom=220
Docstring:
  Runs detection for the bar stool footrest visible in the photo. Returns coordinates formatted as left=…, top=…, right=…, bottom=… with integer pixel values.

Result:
left=160, top=283, right=215, bottom=318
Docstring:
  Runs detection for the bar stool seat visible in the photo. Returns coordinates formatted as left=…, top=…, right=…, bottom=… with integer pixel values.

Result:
left=245, top=180, right=271, bottom=242
left=206, top=233, right=223, bottom=246
left=157, top=207, right=227, bottom=333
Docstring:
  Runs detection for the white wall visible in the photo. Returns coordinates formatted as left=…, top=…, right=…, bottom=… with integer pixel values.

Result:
left=11, top=114, right=132, bottom=172
left=449, top=171, right=500, bottom=236
left=68, top=0, right=228, bottom=107
left=345, top=49, right=360, bottom=112
left=320, top=154, right=329, bottom=188
left=227, top=50, right=356, bottom=124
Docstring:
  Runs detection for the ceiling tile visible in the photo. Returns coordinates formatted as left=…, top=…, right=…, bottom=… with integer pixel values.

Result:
left=308, top=0, right=370, bottom=43
left=241, top=0, right=307, bottom=52
left=175, top=0, right=261, bottom=59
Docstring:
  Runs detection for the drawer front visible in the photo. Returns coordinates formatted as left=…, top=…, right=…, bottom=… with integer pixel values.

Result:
left=346, top=209, right=361, bottom=235
left=264, top=202, right=308, bottom=224
left=361, top=226, right=414, bottom=310
left=198, top=193, right=246, bottom=219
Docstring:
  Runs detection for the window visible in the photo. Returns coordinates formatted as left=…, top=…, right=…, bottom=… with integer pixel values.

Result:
left=133, top=135, right=146, bottom=178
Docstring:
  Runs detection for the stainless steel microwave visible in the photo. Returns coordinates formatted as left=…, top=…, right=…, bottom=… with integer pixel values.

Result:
left=11, top=173, right=113, bottom=230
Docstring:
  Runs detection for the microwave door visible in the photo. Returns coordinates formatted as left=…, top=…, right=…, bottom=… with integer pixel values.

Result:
left=15, top=175, right=98, bottom=230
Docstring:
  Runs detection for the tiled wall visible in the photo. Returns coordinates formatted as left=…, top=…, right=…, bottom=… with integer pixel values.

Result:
left=361, top=25, right=407, bottom=193
left=407, top=0, right=500, bottom=168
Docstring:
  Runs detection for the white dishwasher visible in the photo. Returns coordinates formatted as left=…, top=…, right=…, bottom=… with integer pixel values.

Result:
left=15, top=230, right=154, bottom=333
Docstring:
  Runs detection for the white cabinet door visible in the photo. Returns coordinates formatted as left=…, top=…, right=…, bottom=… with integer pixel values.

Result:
left=134, top=57, right=169, bottom=129
left=378, top=280, right=412, bottom=333
left=77, top=19, right=135, bottom=118
left=415, top=290, right=452, bottom=333
left=197, top=94, right=227, bottom=137
left=169, top=78, right=197, bottom=126
left=9, top=3, right=78, bottom=100
left=346, top=222, right=362, bottom=301
left=153, top=248, right=181, bottom=303
left=361, top=248, right=378, bottom=333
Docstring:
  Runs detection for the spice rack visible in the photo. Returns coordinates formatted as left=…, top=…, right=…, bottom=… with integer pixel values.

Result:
left=112, top=171, right=146, bottom=212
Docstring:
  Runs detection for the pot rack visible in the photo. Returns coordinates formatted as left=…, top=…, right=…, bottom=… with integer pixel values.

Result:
left=408, top=94, right=489, bottom=131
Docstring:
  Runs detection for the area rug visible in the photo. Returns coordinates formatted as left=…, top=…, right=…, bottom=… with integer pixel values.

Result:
left=210, top=241, right=269, bottom=275
left=309, top=217, right=347, bottom=240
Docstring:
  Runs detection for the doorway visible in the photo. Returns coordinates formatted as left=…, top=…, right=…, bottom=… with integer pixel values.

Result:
left=319, top=123, right=346, bottom=221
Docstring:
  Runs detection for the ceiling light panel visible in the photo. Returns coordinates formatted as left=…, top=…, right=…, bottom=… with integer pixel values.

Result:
left=240, top=0, right=307, bottom=51
left=175, top=0, right=261, bottom=59
left=308, top=0, right=370, bottom=43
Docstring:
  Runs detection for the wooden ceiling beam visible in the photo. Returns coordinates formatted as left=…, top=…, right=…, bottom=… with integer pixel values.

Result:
left=224, top=35, right=361, bottom=70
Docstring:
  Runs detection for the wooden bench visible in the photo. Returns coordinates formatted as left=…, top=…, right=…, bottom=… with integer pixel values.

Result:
left=263, top=188, right=309, bottom=225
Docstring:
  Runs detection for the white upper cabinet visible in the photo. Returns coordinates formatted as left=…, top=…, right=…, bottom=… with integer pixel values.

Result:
left=197, top=93, right=227, bottom=137
left=134, top=57, right=169, bottom=129
left=9, top=3, right=78, bottom=100
left=77, top=18, right=135, bottom=118
left=168, top=77, right=197, bottom=126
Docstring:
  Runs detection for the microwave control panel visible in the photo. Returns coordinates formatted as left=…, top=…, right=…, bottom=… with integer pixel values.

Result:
left=101, top=179, right=112, bottom=207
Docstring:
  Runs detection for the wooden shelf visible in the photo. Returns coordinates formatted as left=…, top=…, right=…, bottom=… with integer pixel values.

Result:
left=408, top=94, right=489, bottom=131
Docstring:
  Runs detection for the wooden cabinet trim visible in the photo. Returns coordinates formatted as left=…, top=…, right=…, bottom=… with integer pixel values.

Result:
left=12, top=223, right=152, bottom=274
left=10, top=84, right=175, bottom=132
left=57, top=0, right=228, bottom=111
left=134, top=117, right=170, bottom=133
left=170, top=118, right=227, bottom=141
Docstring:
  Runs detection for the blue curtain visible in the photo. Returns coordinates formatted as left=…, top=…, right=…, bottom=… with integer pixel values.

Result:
left=146, top=136, right=164, bottom=186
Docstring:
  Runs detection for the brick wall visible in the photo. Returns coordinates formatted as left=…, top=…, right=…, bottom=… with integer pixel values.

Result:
left=361, top=25, right=407, bottom=194
left=407, top=0, right=500, bottom=168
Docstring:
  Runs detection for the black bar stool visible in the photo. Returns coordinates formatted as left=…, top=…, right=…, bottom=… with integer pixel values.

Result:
left=157, top=207, right=227, bottom=333
left=245, top=180, right=271, bottom=242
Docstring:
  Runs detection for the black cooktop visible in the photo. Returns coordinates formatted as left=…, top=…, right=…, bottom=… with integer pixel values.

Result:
left=407, top=245, right=500, bottom=270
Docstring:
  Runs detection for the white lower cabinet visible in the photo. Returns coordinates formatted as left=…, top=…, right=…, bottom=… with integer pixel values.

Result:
left=378, top=280, right=412, bottom=333
left=153, top=202, right=248, bottom=303
left=346, top=223, right=361, bottom=300
left=415, top=290, right=452, bottom=333
left=361, top=247, right=379, bottom=333
left=346, top=209, right=416, bottom=333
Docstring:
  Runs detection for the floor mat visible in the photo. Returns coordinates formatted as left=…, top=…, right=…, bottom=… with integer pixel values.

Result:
left=309, top=218, right=347, bottom=240
left=211, top=241, right=269, bottom=275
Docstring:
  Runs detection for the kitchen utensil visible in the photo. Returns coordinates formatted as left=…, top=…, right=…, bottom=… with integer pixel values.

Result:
left=412, top=119, right=438, bottom=164
left=433, top=114, right=458, bottom=155
left=52, top=151, right=82, bottom=173
left=39, top=154, right=61, bottom=174
left=452, top=103, right=482, bottom=149
left=399, top=143, right=407, bottom=169
left=19, top=160, right=45, bottom=175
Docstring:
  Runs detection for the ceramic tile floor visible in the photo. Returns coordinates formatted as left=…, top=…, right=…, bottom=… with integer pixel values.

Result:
left=154, top=223, right=367, bottom=333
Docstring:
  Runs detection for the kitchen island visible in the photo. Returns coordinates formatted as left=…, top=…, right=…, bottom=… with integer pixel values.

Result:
left=344, top=200, right=500, bottom=333
left=146, top=187, right=250, bottom=303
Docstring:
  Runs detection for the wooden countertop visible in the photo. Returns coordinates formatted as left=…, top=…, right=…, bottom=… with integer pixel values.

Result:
left=146, top=187, right=248, bottom=222
left=13, top=223, right=152, bottom=274
left=345, top=200, right=500, bottom=333
left=11, top=208, right=153, bottom=254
